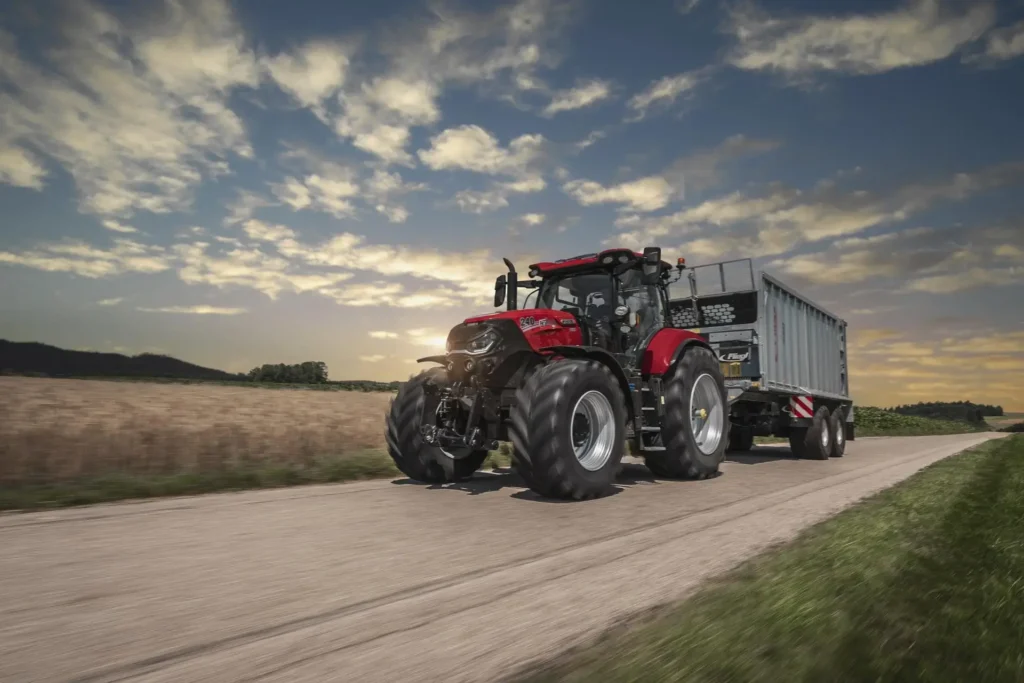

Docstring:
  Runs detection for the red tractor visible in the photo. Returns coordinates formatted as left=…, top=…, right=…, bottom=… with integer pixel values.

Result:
left=384, top=246, right=729, bottom=500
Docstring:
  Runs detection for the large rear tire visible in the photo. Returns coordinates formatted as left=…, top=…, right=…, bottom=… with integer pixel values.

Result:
left=645, top=346, right=730, bottom=479
left=509, top=359, right=626, bottom=500
left=384, top=367, right=488, bottom=483
left=789, top=404, right=832, bottom=460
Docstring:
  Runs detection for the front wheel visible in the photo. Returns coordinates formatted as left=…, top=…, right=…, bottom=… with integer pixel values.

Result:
left=509, top=359, right=626, bottom=500
left=645, top=346, right=730, bottom=479
left=384, top=367, right=488, bottom=483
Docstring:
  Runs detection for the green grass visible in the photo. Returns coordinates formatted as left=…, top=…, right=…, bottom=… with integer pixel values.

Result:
left=517, top=435, right=1024, bottom=683
left=0, top=447, right=515, bottom=512
left=854, top=406, right=989, bottom=436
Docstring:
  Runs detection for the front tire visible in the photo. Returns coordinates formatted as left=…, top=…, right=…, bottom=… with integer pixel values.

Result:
left=509, top=359, right=626, bottom=500
left=645, top=346, right=730, bottom=479
left=384, top=367, right=488, bottom=483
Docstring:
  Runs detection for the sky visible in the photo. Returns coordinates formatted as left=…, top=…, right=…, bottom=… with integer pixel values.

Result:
left=1, top=0, right=1023, bottom=410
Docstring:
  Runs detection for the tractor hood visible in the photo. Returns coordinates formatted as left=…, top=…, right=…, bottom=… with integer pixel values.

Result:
left=459, top=309, right=583, bottom=352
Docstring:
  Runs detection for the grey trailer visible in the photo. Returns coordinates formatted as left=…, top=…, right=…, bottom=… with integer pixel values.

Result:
left=666, top=258, right=854, bottom=460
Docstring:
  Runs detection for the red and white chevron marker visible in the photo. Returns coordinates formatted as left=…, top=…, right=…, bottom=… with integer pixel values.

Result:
left=790, top=395, right=814, bottom=419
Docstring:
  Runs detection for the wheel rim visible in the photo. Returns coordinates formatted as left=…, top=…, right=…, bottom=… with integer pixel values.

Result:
left=689, top=374, right=725, bottom=455
left=571, top=390, right=616, bottom=471
left=821, top=419, right=831, bottom=449
left=835, top=420, right=844, bottom=447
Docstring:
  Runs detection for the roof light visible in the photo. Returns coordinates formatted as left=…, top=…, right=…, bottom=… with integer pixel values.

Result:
left=677, top=257, right=686, bottom=266
left=618, top=254, right=628, bottom=263
left=601, top=255, right=614, bottom=264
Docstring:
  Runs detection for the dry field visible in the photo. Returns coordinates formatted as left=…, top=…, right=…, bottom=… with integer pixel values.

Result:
left=0, top=377, right=395, bottom=487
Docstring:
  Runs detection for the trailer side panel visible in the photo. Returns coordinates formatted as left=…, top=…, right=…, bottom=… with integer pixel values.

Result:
left=759, top=274, right=850, bottom=401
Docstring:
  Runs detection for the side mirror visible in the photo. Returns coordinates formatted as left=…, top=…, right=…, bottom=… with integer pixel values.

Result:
left=641, top=246, right=661, bottom=284
left=494, top=275, right=507, bottom=308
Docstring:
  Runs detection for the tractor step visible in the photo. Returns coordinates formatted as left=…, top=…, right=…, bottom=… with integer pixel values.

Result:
left=641, top=426, right=661, bottom=432
left=639, top=446, right=666, bottom=452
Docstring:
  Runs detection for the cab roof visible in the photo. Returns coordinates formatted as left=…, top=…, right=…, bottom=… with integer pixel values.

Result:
left=527, top=248, right=673, bottom=278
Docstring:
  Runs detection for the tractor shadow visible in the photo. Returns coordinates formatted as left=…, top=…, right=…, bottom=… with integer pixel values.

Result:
left=725, top=444, right=798, bottom=465
left=390, top=461, right=670, bottom=501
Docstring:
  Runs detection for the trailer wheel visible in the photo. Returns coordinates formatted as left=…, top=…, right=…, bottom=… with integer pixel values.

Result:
left=645, top=346, right=729, bottom=479
left=384, top=367, right=488, bottom=483
left=789, top=405, right=832, bottom=460
left=829, top=407, right=847, bottom=458
left=727, top=426, right=755, bottom=453
left=509, top=359, right=626, bottom=500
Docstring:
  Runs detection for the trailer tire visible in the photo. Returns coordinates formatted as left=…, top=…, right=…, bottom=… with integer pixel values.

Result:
left=789, top=405, right=832, bottom=460
left=645, top=346, right=729, bottom=479
left=727, top=426, right=755, bottom=452
left=509, top=359, right=626, bottom=500
left=384, top=367, right=489, bottom=483
left=829, top=407, right=847, bottom=458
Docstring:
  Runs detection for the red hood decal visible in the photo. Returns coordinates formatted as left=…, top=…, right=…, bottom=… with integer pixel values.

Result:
left=463, top=309, right=567, bottom=325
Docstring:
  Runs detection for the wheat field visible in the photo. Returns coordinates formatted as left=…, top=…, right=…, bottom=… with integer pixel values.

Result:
left=0, top=377, right=396, bottom=486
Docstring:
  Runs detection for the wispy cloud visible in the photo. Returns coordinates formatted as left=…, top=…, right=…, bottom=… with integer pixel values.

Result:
left=137, top=305, right=247, bottom=315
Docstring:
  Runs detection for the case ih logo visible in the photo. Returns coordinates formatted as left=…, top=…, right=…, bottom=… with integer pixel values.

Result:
left=520, top=316, right=548, bottom=331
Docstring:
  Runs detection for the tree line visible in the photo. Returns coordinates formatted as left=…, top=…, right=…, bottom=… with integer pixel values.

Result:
left=884, top=401, right=1003, bottom=424
left=246, top=361, right=399, bottom=391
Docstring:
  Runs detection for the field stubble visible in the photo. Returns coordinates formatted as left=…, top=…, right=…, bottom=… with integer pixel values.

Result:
left=0, top=377, right=397, bottom=490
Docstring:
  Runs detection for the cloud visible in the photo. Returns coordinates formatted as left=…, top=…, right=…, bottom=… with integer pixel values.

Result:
left=676, top=0, right=701, bottom=15
left=725, top=0, right=997, bottom=79
left=965, top=20, right=1024, bottom=64
left=521, top=213, right=546, bottom=226
left=418, top=124, right=545, bottom=176
left=137, top=305, right=247, bottom=315
left=101, top=220, right=139, bottom=234
left=0, top=139, right=47, bottom=189
left=768, top=223, right=1024, bottom=293
left=626, top=69, right=708, bottom=121
left=96, top=297, right=124, bottom=306
left=542, top=78, right=613, bottom=116
left=563, top=176, right=675, bottom=212
left=173, top=241, right=353, bottom=299
left=662, top=134, right=781, bottom=194
left=260, top=40, right=351, bottom=116
left=324, top=0, right=577, bottom=164
left=223, top=189, right=277, bottom=227
left=359, top=354, right=387, bottom=362
left=369, top=331, right=399, bottom=339
left=0, top=239, right=172, bottom=278
left=0, top=1, right=259, bottom=219
left=418, top=124, right=548, bottom=213
left=615, top=161, right=1024, bottom=260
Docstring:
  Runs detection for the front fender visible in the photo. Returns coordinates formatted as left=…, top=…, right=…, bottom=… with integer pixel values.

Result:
left=538, top=345, right=634, bottom=423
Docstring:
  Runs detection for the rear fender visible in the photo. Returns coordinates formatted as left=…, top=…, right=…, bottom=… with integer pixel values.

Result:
left=642, top=328, right=714, bottom=376
left=538, top=345, right=635, bottom=423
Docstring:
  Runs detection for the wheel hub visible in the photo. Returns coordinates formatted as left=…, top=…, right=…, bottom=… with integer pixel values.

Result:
left=689, top=374, right=725, bottom=456
left=571, top=390, right=616, bottom=472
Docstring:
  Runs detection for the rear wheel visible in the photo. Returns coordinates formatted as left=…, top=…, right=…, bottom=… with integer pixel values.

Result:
left=384, top=367, right=488, bottom=483
left=645, top=346, right=729, bottom=479
left=509, top=359, right=626, bottom=500
left=789, top=404, right=832, bottom=460
left=829, top=407, right=847, bottom=457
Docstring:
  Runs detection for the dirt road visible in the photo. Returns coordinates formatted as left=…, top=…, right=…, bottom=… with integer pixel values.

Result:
left=0, top=433, right=1004, bottom=683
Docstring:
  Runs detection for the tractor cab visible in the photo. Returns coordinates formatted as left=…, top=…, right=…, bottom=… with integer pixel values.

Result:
left=494, top=247, right=682, bottom=367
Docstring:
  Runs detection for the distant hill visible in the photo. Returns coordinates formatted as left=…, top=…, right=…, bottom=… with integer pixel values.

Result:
left=0, top=340, right=246, bottom=381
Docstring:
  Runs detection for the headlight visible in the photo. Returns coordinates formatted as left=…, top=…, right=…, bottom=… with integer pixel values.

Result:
left=465, top=328, right=499, bottom=355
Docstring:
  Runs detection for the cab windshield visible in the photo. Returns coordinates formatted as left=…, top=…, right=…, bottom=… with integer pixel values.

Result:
left=533, top=268, right=665, bottom=352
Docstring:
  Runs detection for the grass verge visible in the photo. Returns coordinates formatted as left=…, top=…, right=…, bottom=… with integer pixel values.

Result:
left=854, top=406, right=989, bottom=437
left=516, top=434, right=1024, bottom=683
left=0, top=448, right=514, bottom=511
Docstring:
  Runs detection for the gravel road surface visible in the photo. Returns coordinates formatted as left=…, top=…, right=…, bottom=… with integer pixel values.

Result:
left=0, top=433, right=1005, bottom=683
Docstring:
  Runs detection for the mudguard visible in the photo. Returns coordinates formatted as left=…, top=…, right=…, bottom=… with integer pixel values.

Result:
left=538, top=345, right=635, bottom=423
